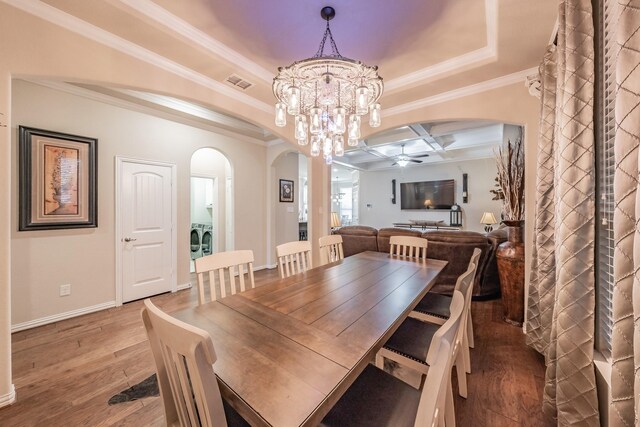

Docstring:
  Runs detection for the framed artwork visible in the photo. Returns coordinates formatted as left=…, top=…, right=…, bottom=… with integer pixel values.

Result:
left=279, top=179, right=294, bottom=203
left=19, top=126, right=98, bottom=231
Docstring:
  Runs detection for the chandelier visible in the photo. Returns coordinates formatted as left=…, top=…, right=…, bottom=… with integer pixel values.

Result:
left=273, top=6, right=384, bottom=165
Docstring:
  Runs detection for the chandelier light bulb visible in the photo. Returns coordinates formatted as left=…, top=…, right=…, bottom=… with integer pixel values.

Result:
left=347, top=136, right=359, bottom=147
left=334, top=135, right=345, bottom=157
left=310, top=135, right=321, bottom=157
left=309, top=107, right=322, bottom=134
left=323, top=136, right=333, bottom=156
left=355, top=86, right=369, bottom=115
left=348, top=114, right=361, bottom=139
left=287, top=86, right=301, bottom=115
left=275, top=103, right=287, bottom=127
left=369, top=103, right=381, bottom=128
left=295, top=115, right=307, bottom=140
left=333, top=106, right=346, bottom=133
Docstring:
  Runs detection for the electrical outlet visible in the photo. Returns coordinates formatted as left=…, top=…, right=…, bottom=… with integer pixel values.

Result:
left=59, top=284, right=71, bottom=297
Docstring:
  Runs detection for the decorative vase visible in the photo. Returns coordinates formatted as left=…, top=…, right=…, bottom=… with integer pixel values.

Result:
left=495, top=220, right=525, bottom=326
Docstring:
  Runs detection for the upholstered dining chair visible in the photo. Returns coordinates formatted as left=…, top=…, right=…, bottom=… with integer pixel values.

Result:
left=194, top=250, right=256, bottom=305
left=376, top=258, right=477, bottom=399
left=276, top=240, right=312, bottom=278
left=141, top=299, right=249, bottom=427
left=319, top=235, right=344, bottom=265
left=389, top=235, right=428, bottom=260
left=411, top=248, right=481, bottom=355
left=320, top=291, right=464, bottom=427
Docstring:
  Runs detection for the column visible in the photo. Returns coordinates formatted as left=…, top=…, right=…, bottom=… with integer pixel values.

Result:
left=307, top=156, right=330, bottom=267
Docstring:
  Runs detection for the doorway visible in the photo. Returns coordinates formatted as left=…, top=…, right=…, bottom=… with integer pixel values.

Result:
left=190, top=148, right=233, bottom=272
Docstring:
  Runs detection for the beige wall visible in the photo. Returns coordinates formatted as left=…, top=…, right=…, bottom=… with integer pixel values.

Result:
left=273, top=152, right=301, bottom=247
left=10, top=79, right=268, bottom=325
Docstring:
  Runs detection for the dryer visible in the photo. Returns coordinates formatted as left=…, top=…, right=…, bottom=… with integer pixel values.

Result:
left=201, top=225, right=213, bottom=256
left=190, top=223, right=203, bottom=260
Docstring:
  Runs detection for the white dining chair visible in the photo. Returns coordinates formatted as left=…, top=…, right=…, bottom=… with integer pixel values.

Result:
left=411, top=248, right=481, bottom=358
left=389, top=235, right=428, bottom=260
left=319, top=291, right=464, bottom=427
left=376, top=258, right=476, bottom=399
left=141, top=299, right=249, bottom=427
left=194, top=250, right=255, bottom=305
left=319, top=235, right=344, bottom=265
left=276, top=240, right=312, bottom=278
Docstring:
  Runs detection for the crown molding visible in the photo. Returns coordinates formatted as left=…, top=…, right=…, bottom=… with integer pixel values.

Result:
left=23, top=79, right=270, bottom=146
left=116, top=0, right=274, bottom=83
left=1, top=0, right=272, bottom=114
left=385, top=0, right=498, bottom=92
left=385, top=67, right=539, bottom=117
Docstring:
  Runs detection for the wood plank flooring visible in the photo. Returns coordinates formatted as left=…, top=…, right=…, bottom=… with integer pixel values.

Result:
left=1, top=268, right=553, bottom=426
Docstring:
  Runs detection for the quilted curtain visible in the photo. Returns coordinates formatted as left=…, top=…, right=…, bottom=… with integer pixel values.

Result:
left=526, top=0, right=600, bottom=424
left=611, top=1, right=640, bottom=425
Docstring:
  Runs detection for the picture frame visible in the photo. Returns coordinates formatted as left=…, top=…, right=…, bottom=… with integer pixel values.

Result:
left=19, top=126, right=98, bottom=231
left=279, top=179, right=294, bottom=203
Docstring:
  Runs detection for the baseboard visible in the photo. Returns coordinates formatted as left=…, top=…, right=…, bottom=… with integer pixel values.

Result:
left=176, top=282, right=192, bottom=291
left=11, top=301, right=116, bottom=333
left=0, top=384, right=16, bottom=408
left=255, top=264, right=278, bottom=271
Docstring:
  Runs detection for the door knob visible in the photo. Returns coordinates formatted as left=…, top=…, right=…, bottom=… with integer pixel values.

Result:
left=124, top=237, right=137, bottom=242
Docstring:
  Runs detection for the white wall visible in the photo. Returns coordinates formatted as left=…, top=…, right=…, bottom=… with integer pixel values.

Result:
left=358, top=158, right=502, bottom=232
left=10, top=79, right=268, bottom=325
left=273, top=152, right=300, bottom=247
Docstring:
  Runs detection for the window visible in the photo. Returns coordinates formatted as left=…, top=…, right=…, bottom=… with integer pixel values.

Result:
left=594, top=0, right=617, bottom=358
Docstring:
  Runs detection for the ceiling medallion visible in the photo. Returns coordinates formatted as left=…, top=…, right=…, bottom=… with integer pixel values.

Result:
left=273, top=6, right=384, bottom=165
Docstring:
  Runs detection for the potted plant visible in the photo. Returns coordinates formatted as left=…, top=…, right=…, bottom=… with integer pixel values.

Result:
left=494, top=138, right=525, bottom=326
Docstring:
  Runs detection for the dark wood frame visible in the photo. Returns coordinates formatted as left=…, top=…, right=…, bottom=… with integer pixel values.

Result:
left=279, top=179, right=294, bottom=203
left=19, top=126, right=98, bottom=231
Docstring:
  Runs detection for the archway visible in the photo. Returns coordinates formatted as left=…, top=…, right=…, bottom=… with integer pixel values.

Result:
left=190, top=148, right=233, bottom=272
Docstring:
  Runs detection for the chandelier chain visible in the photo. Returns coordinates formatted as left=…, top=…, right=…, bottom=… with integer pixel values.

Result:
left=314, top=20, right=342, bottom=58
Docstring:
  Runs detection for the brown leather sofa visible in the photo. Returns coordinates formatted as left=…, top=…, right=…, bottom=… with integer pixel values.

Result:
left=334, top=225, right=506, bottom=299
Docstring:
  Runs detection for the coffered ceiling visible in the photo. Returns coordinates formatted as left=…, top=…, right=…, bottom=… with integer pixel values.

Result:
left=6, top=0, right=557, bottom=138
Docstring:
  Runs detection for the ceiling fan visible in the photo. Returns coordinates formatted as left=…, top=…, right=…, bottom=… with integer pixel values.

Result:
left=391, top=144, right=429, bottom=167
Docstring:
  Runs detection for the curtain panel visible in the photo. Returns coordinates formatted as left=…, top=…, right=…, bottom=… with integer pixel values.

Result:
left=526, top=0, right=600, bottom=424
left=611, top=0, right=640, bottom=425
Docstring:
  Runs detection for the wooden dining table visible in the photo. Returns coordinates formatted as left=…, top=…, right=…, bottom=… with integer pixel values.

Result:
left=172, top=251, right=447, bottom=427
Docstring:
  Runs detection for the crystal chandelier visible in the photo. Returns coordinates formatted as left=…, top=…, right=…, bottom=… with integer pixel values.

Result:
left=273, top=6, right=383, bottom=165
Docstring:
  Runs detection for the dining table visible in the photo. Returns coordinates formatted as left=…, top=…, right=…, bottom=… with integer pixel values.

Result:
left=172, top=250, right=448, bottom=427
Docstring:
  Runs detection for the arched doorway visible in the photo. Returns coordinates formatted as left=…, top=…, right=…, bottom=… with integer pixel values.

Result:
left=190, top=148, right=233, bottom=271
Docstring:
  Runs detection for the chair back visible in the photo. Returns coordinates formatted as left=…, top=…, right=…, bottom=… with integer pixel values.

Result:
left=389, top=236, right=428, bottom=260
left=276, top=241, right=312, bottom=278
left=195, top=250, right=255, bottom=305
left=319, top=235, right=344, bottom=265
left=142, top=299, right=228, bottom=427
left=415, top=291, right=464, bottom=427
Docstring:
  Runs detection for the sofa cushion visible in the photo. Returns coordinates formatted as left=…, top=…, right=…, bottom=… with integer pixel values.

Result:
left=377, top=228, right=423, bottom=254
left=421, top=230, right=494, bottom=298
left=334, top=226, right=379, bottom=257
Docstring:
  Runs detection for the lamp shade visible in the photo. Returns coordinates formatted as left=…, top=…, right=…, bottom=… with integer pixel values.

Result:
left=331, top=212, right=342, bottom=228
left=480, top=212, right=498, bottom=225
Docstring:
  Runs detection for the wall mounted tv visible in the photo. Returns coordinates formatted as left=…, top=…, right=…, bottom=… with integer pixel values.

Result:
left=400, top=179, right=455, bottom=210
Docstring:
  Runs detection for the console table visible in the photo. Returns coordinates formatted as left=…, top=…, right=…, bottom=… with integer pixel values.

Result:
left=392, top=222, right=461, bottom=231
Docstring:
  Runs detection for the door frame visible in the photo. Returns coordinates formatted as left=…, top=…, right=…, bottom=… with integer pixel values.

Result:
left=115, top=156, right=177, bottom=306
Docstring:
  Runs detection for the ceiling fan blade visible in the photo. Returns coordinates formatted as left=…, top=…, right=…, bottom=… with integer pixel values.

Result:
left=409, top=159, right=423, bottom=163
left=410, top=153, right=430, bottom=158
left=391, top=161, right=398, bottom=166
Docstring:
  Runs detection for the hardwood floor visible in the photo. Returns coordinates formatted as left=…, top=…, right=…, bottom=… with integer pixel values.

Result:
left=1, top=268, right=552, bottom=426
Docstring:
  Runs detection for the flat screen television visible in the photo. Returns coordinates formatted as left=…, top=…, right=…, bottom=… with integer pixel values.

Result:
left=400, top=179, right=455, bottom=210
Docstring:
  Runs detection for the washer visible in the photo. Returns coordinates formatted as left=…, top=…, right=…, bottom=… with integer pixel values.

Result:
left=190, top=223, right=203, bottom=260
left=201, top=225, right=213, bottom=256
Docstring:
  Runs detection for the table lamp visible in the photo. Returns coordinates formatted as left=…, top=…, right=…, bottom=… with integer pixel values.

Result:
left=480, top=212, right=498, bottom=233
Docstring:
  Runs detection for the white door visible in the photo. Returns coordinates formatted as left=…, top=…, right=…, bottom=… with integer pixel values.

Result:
left=119, top=160, right=174, bottom=303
